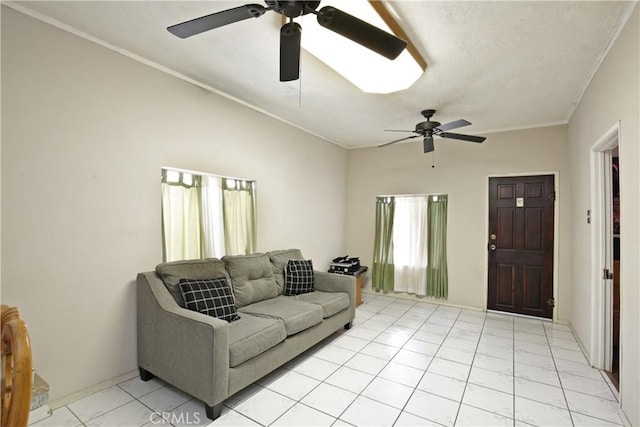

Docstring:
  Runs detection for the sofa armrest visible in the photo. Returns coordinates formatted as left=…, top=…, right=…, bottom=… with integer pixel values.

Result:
left=314, top=271, right=356, bottom=321
left=137, top=272, right=229, bottom=406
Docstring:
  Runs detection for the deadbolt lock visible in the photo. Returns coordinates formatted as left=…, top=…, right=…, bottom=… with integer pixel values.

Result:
left=490, top=234, right=497, bottom=240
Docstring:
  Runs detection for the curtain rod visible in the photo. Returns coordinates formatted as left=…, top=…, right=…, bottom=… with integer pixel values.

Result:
left=377, top=193, right=446, bottom=198
left=161, top=166, right=255, bottom=183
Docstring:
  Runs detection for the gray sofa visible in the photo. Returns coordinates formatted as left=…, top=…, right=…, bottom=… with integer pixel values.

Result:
left=136, top=249, right=356, bottom=421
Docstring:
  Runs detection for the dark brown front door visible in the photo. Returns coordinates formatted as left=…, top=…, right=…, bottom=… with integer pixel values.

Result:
left=487, top=175, right=555, bottom=319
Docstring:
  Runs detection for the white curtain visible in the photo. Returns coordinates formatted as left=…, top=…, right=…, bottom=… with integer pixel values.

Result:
left=223, top=179, right=257, bottom=256
left=161, top=173, right=202, bottom=262
left=392, top=196, right=429, bottom=296
left=201, top=175, right=226, bottom=258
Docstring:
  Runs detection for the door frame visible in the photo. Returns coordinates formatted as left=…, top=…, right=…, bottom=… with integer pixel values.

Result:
left=589, top=121, right=620, bottom=370
left=483, top=171, right=560, bottom=321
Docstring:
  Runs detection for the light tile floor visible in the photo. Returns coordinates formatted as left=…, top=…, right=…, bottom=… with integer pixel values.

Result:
left=35, top=293, right=623, bottom=426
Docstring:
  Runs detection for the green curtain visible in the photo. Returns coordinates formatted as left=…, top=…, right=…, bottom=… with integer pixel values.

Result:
left=427, top=195, right=448, bottom=298
left=222, top=179, right=257, bottom=255
left=161, top=171, right=203, bottom=262
left=372, top=197, right=395, bottom=292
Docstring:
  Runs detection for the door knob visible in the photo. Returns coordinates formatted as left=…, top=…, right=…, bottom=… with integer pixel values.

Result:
left=489, top=244, right=497, bottom=251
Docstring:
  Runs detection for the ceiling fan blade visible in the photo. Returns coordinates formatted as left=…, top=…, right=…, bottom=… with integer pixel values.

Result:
left=280, top=22, right=302, bottom=82
left=316, top=6, right=407, bottom=60
left=440, top=132, right=486, bottom=143
left=436, top=119, right=471, bottom=132
left=423, top=136, right=435, bottom=153
left=167, top=4, right=267, bottom=38
left=378, top=134, right=420, bottom=148
left=384, top=129, right=416, bottom=133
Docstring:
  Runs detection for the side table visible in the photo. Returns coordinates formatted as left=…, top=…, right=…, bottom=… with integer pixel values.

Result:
left=352, top=266, right=368, bottom=306
left=328, top=266, right=368, bottom=306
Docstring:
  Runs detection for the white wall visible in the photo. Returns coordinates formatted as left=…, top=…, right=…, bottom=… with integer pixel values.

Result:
left=346, top=125, right=571, bottom=319
left=567, top=5, right=639, bottom=425
left=1, top=7, right=348, bottom=402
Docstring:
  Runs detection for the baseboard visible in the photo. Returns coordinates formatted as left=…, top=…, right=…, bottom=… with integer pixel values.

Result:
left=618, top=407, right=632, bottom=427
left=361, top=288, right=484, bottom=312
left=27, top=405, right=52, bottom=425
left=567, top=322, right=594, bottom=366
left=48, top=370, right=138, bottom=410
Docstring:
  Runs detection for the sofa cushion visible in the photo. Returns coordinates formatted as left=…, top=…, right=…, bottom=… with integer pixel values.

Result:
left=179, top=278, right=240, bottom=322
left=223, top=253, right=278, bottom=308
left=238, top=296, right=323, bottom=336
left=156, top=259, right=229, bottom=307
left=267, top=249, right=304, bottom=294
left=284, top=259, right=315, bottom=296
left=228, top=314, right=287, bottom=368
left=294, top=291, right=350, bottom=318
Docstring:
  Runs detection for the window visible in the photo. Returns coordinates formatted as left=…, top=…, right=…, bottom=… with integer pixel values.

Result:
left=161, top=168, right=256, bottom=262
left=372, top=194, right=448, bottom=298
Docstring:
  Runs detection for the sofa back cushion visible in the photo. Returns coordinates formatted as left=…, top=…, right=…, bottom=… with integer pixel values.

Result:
left=267, top=249, right=304, bottom=294
left=155, top=258, right=230, bottom=307
left=223, top=253, right=278, bottom=308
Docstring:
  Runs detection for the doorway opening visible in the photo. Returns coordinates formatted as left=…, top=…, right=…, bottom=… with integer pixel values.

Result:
left=589, top=122, right=621, bottom=390
left=610, top=152, right=620, bottom=389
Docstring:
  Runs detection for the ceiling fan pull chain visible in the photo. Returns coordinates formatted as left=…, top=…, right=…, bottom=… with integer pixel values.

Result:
left=298, top=15, right=303, bottom=107
left=432, top=151, right=436, bottom=168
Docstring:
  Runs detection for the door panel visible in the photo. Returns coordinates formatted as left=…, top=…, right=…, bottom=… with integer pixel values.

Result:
left=497, top=209, right=515, bottom=248
left=524, top=208, right=543, bottom=250
left=496, top=264, right=515, bottom=307
left=522, top=265, right=543, bottom=309
left=488, top=175, right=555, bottom=319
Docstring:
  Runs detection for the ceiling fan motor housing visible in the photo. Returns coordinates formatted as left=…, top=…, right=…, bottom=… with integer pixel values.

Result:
left=265, top=1, right=321, bottom=17
left=415, top=120, right=440, bottom=133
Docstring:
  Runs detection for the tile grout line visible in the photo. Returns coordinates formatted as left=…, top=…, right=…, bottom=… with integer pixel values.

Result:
left=544, top=322, right=575, bottom=426
left=334, top=296, right=404, bottom=425
left=64, top=405, right=85, bottom=427
left=343, top=296, right=428, bottom=425
left=387, top=300, right=444, bottom=426
left=450, top=308, right=487, bottom=426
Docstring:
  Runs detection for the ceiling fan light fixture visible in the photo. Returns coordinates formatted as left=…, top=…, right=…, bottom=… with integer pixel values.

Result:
left=301, top=0, right=424, bottom=94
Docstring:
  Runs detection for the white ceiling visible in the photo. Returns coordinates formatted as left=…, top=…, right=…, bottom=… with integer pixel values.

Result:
left=8, top=1, right=634, bottom=149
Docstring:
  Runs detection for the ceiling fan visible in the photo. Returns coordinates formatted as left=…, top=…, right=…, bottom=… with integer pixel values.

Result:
left=167, top=1, right=408, bottom=82
left=379, top=109, right=486, bottom=153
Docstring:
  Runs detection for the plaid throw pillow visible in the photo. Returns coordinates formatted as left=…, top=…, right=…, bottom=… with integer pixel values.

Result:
left=284, top=259, right=315, bottom=296
left=179, top=278, right=240, bottom=322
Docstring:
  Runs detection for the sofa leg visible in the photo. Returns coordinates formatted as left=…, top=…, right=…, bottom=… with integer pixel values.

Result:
left=139, top=367, right=154, bottom=382
left=205, top=403, right=223, bottom=420
left=344, top=322, right=352, bottom=330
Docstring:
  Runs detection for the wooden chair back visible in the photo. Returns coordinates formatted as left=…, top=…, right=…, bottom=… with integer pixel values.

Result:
left=1, top=305, right=33, bottom=427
